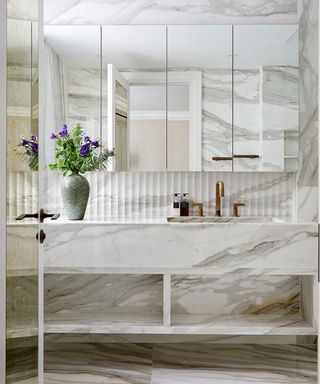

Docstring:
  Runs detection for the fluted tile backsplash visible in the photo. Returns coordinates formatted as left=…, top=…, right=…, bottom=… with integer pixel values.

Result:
left=7, top=171, right=295, bottom=219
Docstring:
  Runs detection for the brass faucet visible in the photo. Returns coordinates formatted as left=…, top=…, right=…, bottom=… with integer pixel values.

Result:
left=233, top=202, right=245, bottom=217
left=215, top=181, right=224, bottom=217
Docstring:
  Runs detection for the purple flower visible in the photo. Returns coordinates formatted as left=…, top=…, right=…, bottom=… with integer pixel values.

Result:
left=84, top=136, right=91, bottom=142
left=50, top=132, right=57, bottom=139
left=32, top=144, right=39, bottom=153
left=59, top=124, right=68, bottom=137
left=91, top=140, right=100, bottom=148
left=80, top=143, right=90, bottom=156
left=31, top=134, right=37, bottom=142
left=22, top=139, right=29, bottom=146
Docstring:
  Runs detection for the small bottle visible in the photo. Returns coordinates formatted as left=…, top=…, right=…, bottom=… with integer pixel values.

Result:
left=180, top=193, right=190, bottom=216
left=172, top=193, right=181, bottom=217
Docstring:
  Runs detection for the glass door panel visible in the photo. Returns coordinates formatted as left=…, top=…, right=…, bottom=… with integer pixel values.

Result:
left=6, top=11, right=39, bottom=384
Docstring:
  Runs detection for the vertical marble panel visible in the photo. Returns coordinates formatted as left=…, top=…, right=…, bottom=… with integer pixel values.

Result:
left=233, top=69, right=261, bottom=171
left=6, top=337, right=37, bottom=383
left=262, top=66, right=298, bottom=171
left=202, top=69, right=232, bottom=171
left=43, top=42, right=67, bottom=166
left=297, top=0, right=319, bottom=221
left=7, top=275, right=38, bottom=335
left=67, top=68, right=100, bottom=139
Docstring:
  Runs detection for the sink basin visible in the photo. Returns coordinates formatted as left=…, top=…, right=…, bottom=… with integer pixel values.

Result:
left=167, top=216, right=286, bottom=224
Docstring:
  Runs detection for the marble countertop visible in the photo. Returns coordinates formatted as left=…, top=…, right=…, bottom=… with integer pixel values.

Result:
left=6, top=215, right=309, bottom=225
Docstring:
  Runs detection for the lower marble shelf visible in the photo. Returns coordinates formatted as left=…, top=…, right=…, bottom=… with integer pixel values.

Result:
left=44, top=313, right=316, bottom=335
left=44, top=343, right=317, bottom=384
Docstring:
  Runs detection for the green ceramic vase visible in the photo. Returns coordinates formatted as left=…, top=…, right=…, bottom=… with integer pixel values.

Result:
left=62, top=173, right=90, bottom=220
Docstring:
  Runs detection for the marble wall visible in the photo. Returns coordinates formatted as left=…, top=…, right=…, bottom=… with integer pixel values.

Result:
left=6, top=170, right=296, bottom=219
left=40, top=0, right=310, bottom=220
left=44, top=0, right=297, bottom=25
left=297, top=0, right=319, bottom=222
left=233, top=66, right=299, bottom=172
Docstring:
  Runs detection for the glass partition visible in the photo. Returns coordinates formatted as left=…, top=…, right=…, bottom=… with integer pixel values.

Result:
left=6, top=15, right=39, bottom=384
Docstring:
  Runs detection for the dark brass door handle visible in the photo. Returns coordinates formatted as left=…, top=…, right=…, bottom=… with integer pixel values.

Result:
left=16, top=209, right=60, bottom=222
left=16, top=212, right=38, bottom=220
left=36, top=230, right=46, bottom=244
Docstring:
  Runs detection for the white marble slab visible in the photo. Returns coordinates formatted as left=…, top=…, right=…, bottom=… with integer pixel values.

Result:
left=44, top=0, right=297, bottom=25
left=171, top=274, right=300, bottom=316
left=151, top=344, right=317, bottom=383
left=45, top=274, right=163, bottom=323
left=45, top=342, right=152, bottom=384
left=43, top=223, right=318, bottom=273
left=297, top=0, right=318, bottom=221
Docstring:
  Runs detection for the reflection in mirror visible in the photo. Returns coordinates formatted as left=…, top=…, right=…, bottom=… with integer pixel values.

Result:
left=167, top=25, right=232, bottom=171
left=6, top=15, right=38, bottom=384
left=43, top=26, right=101, bottom=166
left=102, top=26, right=166, bottom=171
left=233, top=25, right=299, bottom=171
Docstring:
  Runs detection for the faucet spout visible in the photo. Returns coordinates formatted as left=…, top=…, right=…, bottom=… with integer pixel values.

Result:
left=215, top=181, right=224, bottom=217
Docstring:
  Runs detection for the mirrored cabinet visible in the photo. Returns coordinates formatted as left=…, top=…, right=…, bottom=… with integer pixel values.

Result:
left=43, top=24, right=299, bottom=172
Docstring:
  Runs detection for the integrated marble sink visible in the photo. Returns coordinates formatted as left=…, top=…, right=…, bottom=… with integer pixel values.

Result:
left=167, top=216, right=287, bottom=223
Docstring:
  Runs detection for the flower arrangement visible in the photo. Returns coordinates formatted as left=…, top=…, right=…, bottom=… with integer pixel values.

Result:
left=15, top=134, right=39, bottom=171
left=49, top=123, right=114, bottom=175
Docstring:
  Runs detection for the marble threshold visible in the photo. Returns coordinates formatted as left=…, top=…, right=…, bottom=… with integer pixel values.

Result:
left=44, top=313, right=316, bottom=336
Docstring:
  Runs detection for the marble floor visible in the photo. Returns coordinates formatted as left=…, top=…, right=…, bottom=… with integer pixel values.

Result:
left=44, top=343, right=317, bottom=384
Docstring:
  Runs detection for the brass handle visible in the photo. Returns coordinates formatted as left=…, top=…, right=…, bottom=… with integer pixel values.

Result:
left=16, top=209, right=60, bottom=222
left=233, top=203, right=245, bottom=217
left=212, top=156, right=233, bottom=161
left=233, top=154, right=260, bottom=159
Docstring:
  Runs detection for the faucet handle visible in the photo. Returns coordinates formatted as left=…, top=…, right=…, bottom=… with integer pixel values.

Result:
left=192, top=203, right=204, bottom=217
left=233, top=203, right=245, bottom=217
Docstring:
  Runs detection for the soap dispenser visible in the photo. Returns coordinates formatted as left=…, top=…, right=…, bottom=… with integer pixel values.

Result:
left=172, top=192, right=181, bottom=217
left=180, top=193, right=190, bottom=216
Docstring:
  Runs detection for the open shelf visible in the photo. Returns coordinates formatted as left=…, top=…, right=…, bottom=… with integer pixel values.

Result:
left=43, top=272, right=317, bottom=336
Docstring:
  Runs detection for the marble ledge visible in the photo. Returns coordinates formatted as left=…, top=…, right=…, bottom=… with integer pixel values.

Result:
left=44, top=267, right=317, bottom=276
left=44, top=313, right=316, bottom=336
left=6, top=215, right=317, bottom=225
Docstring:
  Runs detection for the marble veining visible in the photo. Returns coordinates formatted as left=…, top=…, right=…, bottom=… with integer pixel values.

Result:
left=43, top=342, right=317, bottom=383
left=45, top=274, right=163, bottom=323
left=151, top=344, right=317, bottom=383
left=45, top=343, right=152, bottom=384
left=297, top=0, right=319, bottom=221
left=44, top=0, right=297, bottom=25
left=7, top=170, right=296, bottom=220
left=43, top=223, right=318, bottom=273
left=171, top=274, right=300, bottom=316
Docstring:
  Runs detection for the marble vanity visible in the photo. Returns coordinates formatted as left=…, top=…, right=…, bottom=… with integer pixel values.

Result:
left=37, top=218, right=318, bottom=337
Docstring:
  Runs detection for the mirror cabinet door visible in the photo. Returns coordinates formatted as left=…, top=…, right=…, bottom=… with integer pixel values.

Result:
left=167, top=25, right=233, bottom=171
left=233, top=25, right=299, bottom=172
left=43, top=26, right=101, bottom=167
left=43, top=24, right=299, bottom=173
left=102, top=26, right=167, bottom=171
